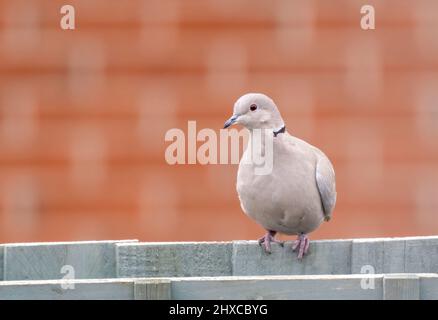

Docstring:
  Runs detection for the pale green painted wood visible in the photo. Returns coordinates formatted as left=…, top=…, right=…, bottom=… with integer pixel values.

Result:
left=0, top=274, right=437, bottom=300
left=232, top=239, right=351, bottom=276
left=419, top=275, right=438, bottom=299
left=4, top=240, right=137, bottom=281
left=0, top=279, right=134, bottom=300
left=171, top=275, right=384, bottom=300
left=134, top=279, right=171, bottom=300
left=117, top=242, right=232, bottom=278
left=383, top=274, right=420, bottom=300
left=0, top=236, right=437, bottom=299
left=0, top=246, right=4, bottom=281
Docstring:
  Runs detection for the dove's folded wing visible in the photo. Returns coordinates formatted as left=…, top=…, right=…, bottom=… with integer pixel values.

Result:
left=315, top=153, right=337, bottom=221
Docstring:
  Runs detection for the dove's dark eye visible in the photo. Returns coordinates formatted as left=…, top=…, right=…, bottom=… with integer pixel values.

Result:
left=250, top=104, right=257, bottom=111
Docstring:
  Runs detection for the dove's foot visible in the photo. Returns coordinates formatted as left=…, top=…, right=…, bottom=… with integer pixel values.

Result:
left=258, top=230, right=284, bottom=254
left=292, top=233, right=310, bottom=259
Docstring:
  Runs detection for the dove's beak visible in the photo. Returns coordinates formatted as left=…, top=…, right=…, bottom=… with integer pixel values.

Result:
left=223, top=115, right=238, bottom=129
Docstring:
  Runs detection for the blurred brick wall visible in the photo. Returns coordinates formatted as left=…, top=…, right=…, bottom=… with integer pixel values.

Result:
left=0, top=0, right=437, bottom=242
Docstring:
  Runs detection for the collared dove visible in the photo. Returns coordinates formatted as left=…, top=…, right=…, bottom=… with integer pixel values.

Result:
left=224, top=93, right=336, bottom=259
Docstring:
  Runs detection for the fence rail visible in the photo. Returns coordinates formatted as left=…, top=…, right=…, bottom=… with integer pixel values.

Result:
left=0, top=236, right=437, bottom=299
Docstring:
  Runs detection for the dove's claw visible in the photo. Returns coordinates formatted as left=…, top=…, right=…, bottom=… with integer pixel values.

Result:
left=292, top=233, right=310, bottom=259
left=258, top=230, right=283, bottom=254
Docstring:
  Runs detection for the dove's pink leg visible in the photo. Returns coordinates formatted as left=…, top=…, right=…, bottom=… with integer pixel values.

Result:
left=292, top=233, right=310, bottom=259
left=258, top=230, right=284, bottom=254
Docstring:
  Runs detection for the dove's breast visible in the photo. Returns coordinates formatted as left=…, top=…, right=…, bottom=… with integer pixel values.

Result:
left=236, top=136, right=325, bottom=235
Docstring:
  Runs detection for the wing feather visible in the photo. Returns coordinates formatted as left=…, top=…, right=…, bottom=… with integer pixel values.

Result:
left=315, top=154, right=337, bottom=221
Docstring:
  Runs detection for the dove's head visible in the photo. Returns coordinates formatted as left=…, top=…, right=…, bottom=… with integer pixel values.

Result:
left=224, top=93, right=284, bottom=130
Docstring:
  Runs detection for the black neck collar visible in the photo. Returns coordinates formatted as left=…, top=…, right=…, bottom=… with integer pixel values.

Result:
left=273, top=125, right=286, bottom=137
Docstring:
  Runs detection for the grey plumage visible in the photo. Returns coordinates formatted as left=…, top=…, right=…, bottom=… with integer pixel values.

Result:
left=315, top=152, right=337, bottom=221
left=224, top=93, right=337, bottom=259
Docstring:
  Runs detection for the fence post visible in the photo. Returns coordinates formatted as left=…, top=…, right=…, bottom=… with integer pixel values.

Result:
left=134, top=279, right=172, bottom=300
left=383, top=274, right=420, bottom=300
